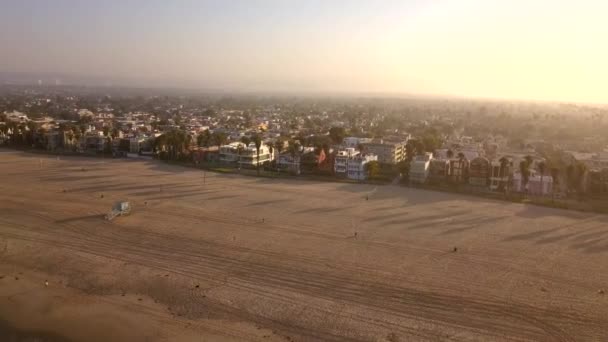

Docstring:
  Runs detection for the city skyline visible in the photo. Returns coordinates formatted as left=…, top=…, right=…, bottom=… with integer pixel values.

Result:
left=2, top=0, right=608, bottom=103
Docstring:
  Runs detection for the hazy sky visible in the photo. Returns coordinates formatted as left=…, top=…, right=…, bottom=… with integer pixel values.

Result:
left=1, top=0, right=607, bottom=103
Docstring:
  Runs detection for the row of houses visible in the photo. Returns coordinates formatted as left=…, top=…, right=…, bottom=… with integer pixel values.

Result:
left=410, top=154, right=554, bottom=196
left=202, top=142, right=380, bottom=181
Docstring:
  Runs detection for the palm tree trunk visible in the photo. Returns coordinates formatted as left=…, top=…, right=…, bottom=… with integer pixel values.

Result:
left=257, top=151, right=260, bottom=175
left=540, top=175, right=543, bottom=196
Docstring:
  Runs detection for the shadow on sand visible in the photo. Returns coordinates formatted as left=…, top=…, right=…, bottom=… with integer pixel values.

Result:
left=0, top=319, right=73, bottom=342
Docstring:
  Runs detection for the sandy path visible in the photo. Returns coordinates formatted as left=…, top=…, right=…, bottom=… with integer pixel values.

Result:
left=1, top=149, right=608, bottom=341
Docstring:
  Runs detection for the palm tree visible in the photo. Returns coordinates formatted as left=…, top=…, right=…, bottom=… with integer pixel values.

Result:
left=274, top=140, right=284, bottom=172
left=73, top=129, right=82, bottom=152
left=274, top=140, right=284, bottom=155
left=111, top=128, right=120, bottom=140
left=268, top=144, right=274, bottom=165
left=185, top=133, right=193, bottom=157
left=26, top=122, right=37, bottom=146
left=212, top=131, right=227, bottom=158
left=104, top=136, right=113, bottom=155
left=446, top=149, right=454, bottom=159
left=575, top=161, right=587, bottom=195
left=519, top=160, right=530, bottom=193
left=36, top=127, right=47, bottom=149
left=566, top=164, right=576, bottom=195
left=197, top=129, right=211, bottom=147
left=498, top=157, right=509, bottom=192
left=236, top=144, right=244, bottom=171
left=550, top=167, right=560, bottom=197
left=5, top=122, right=16, bottom=145
left=538, top=161, right=546, bottom=195
left=240, top=136, right=251, bottom=147
left=65, top=130, right=74, bottom=149
left=153, top=133, right=168, bottom=158
left=289, top=140, right=301, bottom=174
left=253, top=134, right=262, bottom=175
left=357, top=143, right=365, bottom=153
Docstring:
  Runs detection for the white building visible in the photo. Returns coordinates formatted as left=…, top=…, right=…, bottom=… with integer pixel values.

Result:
left=361, top=138, right=409, bottom=164
left=334, top=148, right=359, bottom=175
left=219, top=142, right=245, bottom=163
left=410, top=153, right=433, bottom=184
left=334, top=148, right=377, bottom=180
left=346, top=154, right=378, bottom=180
left=219, top=142, right=274, bottom=167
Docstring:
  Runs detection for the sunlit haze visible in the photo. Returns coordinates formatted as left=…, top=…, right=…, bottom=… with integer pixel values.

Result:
left=2, top=0, right=608, bottom=103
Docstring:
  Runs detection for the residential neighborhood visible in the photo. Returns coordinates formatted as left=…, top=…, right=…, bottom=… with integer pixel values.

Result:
left=1, top=86, right=607, bottom=202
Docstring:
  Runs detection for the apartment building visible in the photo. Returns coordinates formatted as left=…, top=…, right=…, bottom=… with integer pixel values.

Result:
left=410, top=153, right=433, bottom=184
left=334, top=148, right=377, bottom=180
left=362, top=138, right=408, bottom=164
left=346, top=154, right=378, bottom=180
left=219, top=142, right=274, bottom=167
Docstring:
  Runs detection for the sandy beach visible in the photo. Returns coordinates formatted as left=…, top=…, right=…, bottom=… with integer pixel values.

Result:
left=1, top=149, right=608, bottom=341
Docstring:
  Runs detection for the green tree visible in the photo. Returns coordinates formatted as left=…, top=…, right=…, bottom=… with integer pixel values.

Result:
left=212, top=131, right=227, bottom=154
left=397, top=160, right=410, bottom=183
left=415, top=140, right=426, bottom=156
left=329, top=126, right=346, bottom=145
left=240, top=136, right=251, bottom=147
left=197, top=129, right=211, bottom=147
left=405, top=141, right=416, bottom=162
left=422, top=134, right=441, bottom=153
left=365, top=160, right=380, bottom=181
